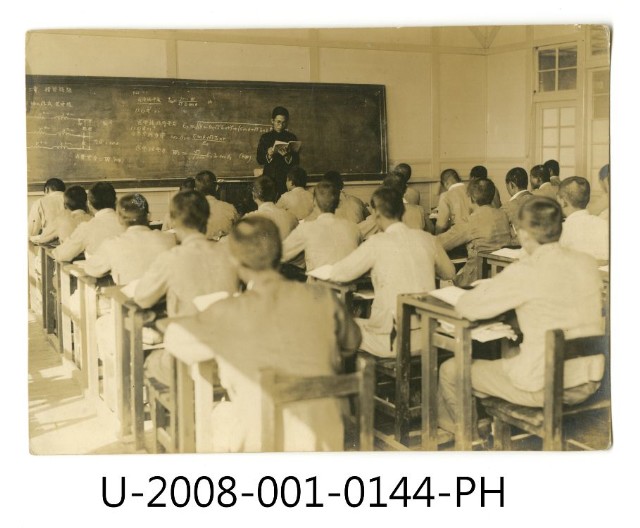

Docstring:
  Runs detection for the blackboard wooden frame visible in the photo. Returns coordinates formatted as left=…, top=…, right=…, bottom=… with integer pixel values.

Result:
left=26, top=75, right=388, bottom=192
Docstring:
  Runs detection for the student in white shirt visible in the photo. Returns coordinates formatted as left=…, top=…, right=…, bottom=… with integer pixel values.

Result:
left=435, top=168, right=472, bottom=234
left=392, top=162, right=421, bottom=206
left=245, top=175, right=298, bottom=240
left=194, top=170, right=239, bottom=240
left=558, top=176, right=609, bottom=262
left=28, top=178, right=66, bottom=236
left=276, top=166, right=314, bottom=221
left=30, top=185, right=92, bottom=245
left=530, top=164, right=557, bottom=201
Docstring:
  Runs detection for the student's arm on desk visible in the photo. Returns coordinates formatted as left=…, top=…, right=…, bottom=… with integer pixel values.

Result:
left=456, top=263, right=529, bottom=321
left=436, top=220, right=470, bottom=252
left=328, top=239, right=375, bottom=283
left=51, top=221, right=86, bottom=262
left=134, top=251, right=171, bottom=308
left=433, top=237, right=456, bottom=280
left=281, top=224, right=305, bottom=263
left=83, top=239, right=113, bottom=278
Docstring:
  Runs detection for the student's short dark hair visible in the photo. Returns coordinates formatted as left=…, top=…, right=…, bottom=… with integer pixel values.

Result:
left=180, top=177, right=196, bottom=191
left=371, top=186, right=405, bottom=220
left=195, top=170, right=217, bottom=196
left=440, top=168, right=460, bottom=185
left=393, top=163, right=412, bottom=183
left=599, top=164, right=610, bottom=182
left=505, top=167, right=528, bottom=190
left=383, top=172, right=407, bottom=195
left=170, top=190, right=210, bottom=233
left=252, top=175, right=277, bottom=203
left=517, top=196, right=563, bottom=244
left=88, top=182, right=117, bottom=210
left=117, top=193, right=149, bottom=227
left=322, top=171, right=344, bottom=191
left=530, top=164, right=551, bottom=184
left=559, top=176, right=591, bottom=210
left=314, top=180, right=340, bottom=213
left=44, top=178, right=65, bottom=193
left=543, top=159, right=560, bottom=177
left=287, top=166, right=308, bottom=188
left=470, top=165, right=488, bottom=180
left=64, top=186, right=88, bottom=212
left=272, top=106, right=290, bottom=120
left=230, top=216, right=281, bottom=271
left=468, top=178, right=495, bottom=206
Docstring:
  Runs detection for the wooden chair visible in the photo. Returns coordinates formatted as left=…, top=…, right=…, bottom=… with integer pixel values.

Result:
left=480, top=329, right=610, bottom=451
left=260, top=355, right=375, bottom=452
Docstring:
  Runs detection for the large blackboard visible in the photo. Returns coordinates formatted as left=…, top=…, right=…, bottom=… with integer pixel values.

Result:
left=26, top=75, right=388, bottom=190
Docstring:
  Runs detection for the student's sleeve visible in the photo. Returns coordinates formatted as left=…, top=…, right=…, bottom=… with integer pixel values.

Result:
left=435, top=193, right=450, bottom=234
left=134, top=252, right=171, bottom=308
left=28, top=200, right=43, bottom=236
left=275, top=194, right=288, bottom=210
left=358, top=216, right=378, bottom=240
left=432, top=237, right=456, bottom=280
left=281, top=224, right=306, bottom=263
left=30, top=220, right=59, bottom=245
left=456, top=262, right=530, bottom=321
left=329, top=239, right=375, bottom=283
left=83, top=239, right=113, bottom=277
left=52, top=222, right=87, bottom=262
left=436, top=220, right=471, bottom=251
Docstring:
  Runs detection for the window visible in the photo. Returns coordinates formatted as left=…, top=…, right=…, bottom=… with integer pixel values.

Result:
left=537, top=45, right=578, bottom=93
left=538, top=104, right=576, bottom=177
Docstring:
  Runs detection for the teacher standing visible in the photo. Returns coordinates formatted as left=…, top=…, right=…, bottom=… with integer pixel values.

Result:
left=256, top=106, right=300, bottom=199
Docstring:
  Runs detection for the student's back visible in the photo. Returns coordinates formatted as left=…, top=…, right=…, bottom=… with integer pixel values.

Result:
left=246, top=202, right=298, bottom=240
left=205, top=195, right=239, bottom=239
left=276, top=186, right=314, bottom=221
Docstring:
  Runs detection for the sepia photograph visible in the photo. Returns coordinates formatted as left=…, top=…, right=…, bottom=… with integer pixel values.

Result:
left=26, top=24, right=612, bottom=457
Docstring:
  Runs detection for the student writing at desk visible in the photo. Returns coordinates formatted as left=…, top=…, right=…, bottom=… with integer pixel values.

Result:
left=305, top=171, right=368, bottom=224
left=245, top=176, right=298, bottom=241
left=189, top=216, right=361, bottom=451
left=438, top=197, right=605, bottom=436
left=194, top=170, right=239, bottom=240
left=28, top=178, right=65, bottom=236
left=435, top=168, right=472, bottom=235
left=30, top=186, right=91, bottom=245
left=275, top=166, right=314, bottom=221
left=329, top=187, right=455, bottom=358
left=256, top=106, right=300, bottom=199
left=135, top=190, right=240, bottom=387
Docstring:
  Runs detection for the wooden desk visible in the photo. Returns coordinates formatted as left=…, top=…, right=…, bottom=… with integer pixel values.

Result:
left=477, top=250, right=518, bottom=279
left=309, top=274, right=373, bottom=313
left=397, top=293, right=476, bottom=451
left=40, top=245, right=59, bottom=343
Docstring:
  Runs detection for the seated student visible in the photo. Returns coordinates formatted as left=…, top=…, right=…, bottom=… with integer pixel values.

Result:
left=245, top=176, right=298, bottom=240
left=305, top=171, right=368, bottom=224
left=282, top=180, right=361, bottom=271
left=358, top=173, right=427, bottom=239
left=530, top=164, right=557, bottom=200
left=544, top=159, right=561, bottom=188
left=435, top=168, right=472, bottom=234
left=161, top=176, right=196, bottom=231
left=85, top=193, right=176, bottom=410
left=135, top=190, right=240, bottom=387
left=558, top=176, right=609, bottom=262
left=28, top=178, right=66, bottom=236
left=276, top=166, right=314, bottom=221
left=30, top=186, right=92, bottom=245
left=194, top=170, right=239, bottom=240
left=392, top=162, right=420, bottom=205
left=437, top=179, right=512, bottom=287
left=329, top=187, right=455, bottom=358
left=438, top=197, right=605, bottom=435
left=469, top=165, right=501, bottom=208
left=189, top=216, right=361, bottom=452
left=587, top=164, right=609, bottom=220
left=52, top=182, right=125, bottom=262
left=502, top=167, right=533, bottom=245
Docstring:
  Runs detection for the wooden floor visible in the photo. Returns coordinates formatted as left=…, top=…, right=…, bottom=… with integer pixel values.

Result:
left=28, top=310, right=141, bottom=455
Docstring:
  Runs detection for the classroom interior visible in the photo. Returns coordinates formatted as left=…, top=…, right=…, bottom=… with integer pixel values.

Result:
left=27, top=25, right=611, bottom=454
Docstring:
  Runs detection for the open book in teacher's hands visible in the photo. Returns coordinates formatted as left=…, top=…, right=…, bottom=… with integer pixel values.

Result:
left=273, top=140, right=302, bottom=155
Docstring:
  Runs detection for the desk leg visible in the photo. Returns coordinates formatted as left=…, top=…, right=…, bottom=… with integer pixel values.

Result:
left=76, top=281, right=89, bottom=391
left=40, top=248, right=47, bottom=329
left=193, top=361, right=214, bottom=453
left=395, top=301, right=412, bottom=446
left=478, top=256, right=489, bottom=280
left=176, top=360, right=196, bottom=453
left=421, top=315, right=439, bottom=451
left=56, top=262, right=65, bottom=355
left=84, top=286, right=99, bottom=401
left=114, top=302, right=132, bottom=439
left=454, top=326, right=473, bottom=451
left=130, top=311, right=145, bottom=451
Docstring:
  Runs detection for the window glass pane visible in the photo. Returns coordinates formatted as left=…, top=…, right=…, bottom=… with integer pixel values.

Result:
left=543, top=128, right=559, bottom=146
left=559, top=147, right=575, bottom=165
left=558, top=46, right=577, bottom=68
left=539, top=71, right=556, bottom=92
left=593, top=70, right=610, bottom=95
left=560, top=166, right=575, bottom=178
left=543, top=108, right=559, bottom=127
left=558, top=69, right=577, bottom=90
left=538, top=49, right=556, bottom=70
left=560, top=107, right=575, bottom=126
left=592, top=119, right=609, bottom=143
left=592, top=144, right=609, bottom=168
left=543, top=147, right=557, bottom=161
left=560, top=127, right=574, bottom=147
